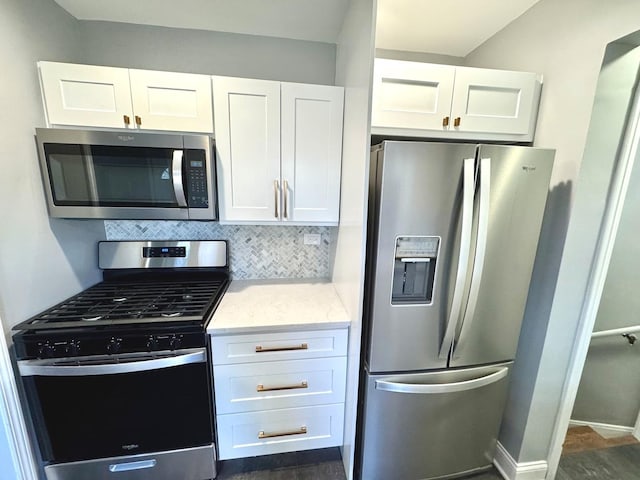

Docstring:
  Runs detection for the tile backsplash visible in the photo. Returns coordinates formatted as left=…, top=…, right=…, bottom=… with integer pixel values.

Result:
left=104, top=221, right=336, bottom=280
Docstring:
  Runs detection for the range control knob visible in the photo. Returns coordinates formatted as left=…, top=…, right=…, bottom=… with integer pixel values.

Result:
left=146, top=336, right=158, bottom=351
left=65, top=341, right=80, bottom=356
left=38, top=342, right=55, bottom=358
left=169, top=335, right=182, bottom=351
left=107, top=337, right=122, bottom=355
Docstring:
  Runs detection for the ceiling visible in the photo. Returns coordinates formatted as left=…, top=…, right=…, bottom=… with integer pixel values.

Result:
left=54, top=0, right=540, bottom=56
left=53, top=0, right=351, bottom=44
left=376, top=0, right=542, bottom=57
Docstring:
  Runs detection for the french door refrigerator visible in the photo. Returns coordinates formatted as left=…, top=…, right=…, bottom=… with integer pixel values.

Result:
left=358, top=141, right=554, bottom=480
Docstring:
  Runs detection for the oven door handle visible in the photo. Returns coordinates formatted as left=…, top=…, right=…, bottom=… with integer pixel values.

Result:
left=18, top=349, right=206, bottom=377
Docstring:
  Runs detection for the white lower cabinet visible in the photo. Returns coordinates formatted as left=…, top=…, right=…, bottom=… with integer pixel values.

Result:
left=212, top=328, right=348, bottom=460
left=216, top=404, right=345, bottom=460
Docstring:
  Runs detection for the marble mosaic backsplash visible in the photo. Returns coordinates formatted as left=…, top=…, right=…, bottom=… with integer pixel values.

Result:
left=104, top=221, right=336, bottom=280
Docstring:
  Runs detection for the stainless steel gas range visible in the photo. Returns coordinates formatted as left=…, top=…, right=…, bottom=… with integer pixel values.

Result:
left=12, top=240, right=229, bottom=480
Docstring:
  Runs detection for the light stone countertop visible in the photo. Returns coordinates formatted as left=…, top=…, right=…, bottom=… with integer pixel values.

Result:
left=207, top=279, right=351, bottom=335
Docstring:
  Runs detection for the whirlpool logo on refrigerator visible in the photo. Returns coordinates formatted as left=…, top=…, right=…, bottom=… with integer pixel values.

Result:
left=522, top=165, right=537, bottom=173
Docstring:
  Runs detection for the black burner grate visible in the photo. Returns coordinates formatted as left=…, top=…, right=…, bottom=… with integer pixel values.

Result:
left=20, top=279, right=226, bottom=329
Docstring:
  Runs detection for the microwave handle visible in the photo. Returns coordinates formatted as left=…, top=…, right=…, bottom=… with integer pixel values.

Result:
left=172, top=150, right=188, bottom=207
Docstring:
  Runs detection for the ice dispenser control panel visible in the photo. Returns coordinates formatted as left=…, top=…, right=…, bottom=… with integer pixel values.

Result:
left=391, top=236, right=439, bottom=305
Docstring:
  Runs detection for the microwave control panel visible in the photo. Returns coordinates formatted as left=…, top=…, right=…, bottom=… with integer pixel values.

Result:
left=185, top=150, right=209, bottom=208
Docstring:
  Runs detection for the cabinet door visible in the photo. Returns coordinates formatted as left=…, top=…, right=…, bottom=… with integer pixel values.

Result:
left=281, top=83, right=343, bottom=224
left=129, top=70, right=213, bottom=133
left=450, top=67, right=539, bottom=135
left=39, top=62, right=134, bottom=129
left=213, top=76, right=281, bottom=222
left=371, top=59, right=455, bottom=131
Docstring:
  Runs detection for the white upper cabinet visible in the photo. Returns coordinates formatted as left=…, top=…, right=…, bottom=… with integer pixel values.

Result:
left=213, top=76, right=282, bottom=223
left=213, top=77, right=344, bottom=225
left=39, top=61, right=213, bottom=133
left=128, top=70, right=213, bottom=132
left=371, top=58, right=542, bottom=142
left=281, top=83, right=344, bottom=224
left=39, top=62, right=134, bottom=129
left=372, top=59, right=455, bottom=131
left=450, top=66, right=538, bottom=136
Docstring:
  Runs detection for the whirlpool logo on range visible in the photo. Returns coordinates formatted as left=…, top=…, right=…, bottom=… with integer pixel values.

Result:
left=121, top=444, right=140, bottom=451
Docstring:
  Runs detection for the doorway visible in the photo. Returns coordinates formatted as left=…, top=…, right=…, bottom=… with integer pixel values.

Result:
left=548, top=33, right=640, bottom=479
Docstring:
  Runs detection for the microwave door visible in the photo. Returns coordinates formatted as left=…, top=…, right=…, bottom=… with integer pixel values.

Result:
left=43, top=143, right=190, bottom=220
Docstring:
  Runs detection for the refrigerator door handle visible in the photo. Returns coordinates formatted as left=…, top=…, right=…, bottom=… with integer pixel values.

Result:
left=453, top=157, right=491, bottom=359
left=439, top=157, right=476, bottom=359
left=374, top=366, right=508, bottom=394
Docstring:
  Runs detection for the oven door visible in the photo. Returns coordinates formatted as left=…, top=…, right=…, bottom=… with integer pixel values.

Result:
left=18, top=348, right=214, bottom=465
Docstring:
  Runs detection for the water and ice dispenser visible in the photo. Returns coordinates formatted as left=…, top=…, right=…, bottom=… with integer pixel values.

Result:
left=391, top=236, right=439, bottom=305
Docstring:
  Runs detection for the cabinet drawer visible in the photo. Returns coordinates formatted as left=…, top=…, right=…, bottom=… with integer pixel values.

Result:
left=216, top=404, right=344, bottom=460
left=211, top=329, right=348, bottom=365
left=214, top=357, right=346, bottom=414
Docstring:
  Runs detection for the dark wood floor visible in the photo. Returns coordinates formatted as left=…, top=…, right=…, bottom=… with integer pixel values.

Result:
left=216, top=444, right=640, bottom=479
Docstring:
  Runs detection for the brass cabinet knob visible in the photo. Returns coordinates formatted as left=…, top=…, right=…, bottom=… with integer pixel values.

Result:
left=123, top=115, right=131, bottom=126
left=454, top=117, right=461, bottom=127
left=442, top=116, right=450, bottom=127
left=135, top=115, right=142, bottom=126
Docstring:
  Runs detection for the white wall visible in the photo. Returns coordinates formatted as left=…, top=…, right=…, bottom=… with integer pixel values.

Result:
left=464, top=0, right=640, bottom=464
left=76, top=20, right=337, bottom=85
left=333, top=0, right=376, bottom=478
left=0, top=0, right=106, bottom=336
left=375, top=48, right=464, bottom=65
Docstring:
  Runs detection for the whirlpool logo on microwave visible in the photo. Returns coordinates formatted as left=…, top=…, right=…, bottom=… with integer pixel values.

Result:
left=117, top=135, right=136, bottom=142
left=121, top=444, right=140, bottom=451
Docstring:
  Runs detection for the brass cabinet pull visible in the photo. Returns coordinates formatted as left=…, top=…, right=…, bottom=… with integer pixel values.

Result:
left=257, top=380, right=308, bottom=392
left=258, top=426, right=307, bottom=439
left=255, top=343, right=308, bottom=353
left=283, top=179, right=289, bottom=219
left=123, top=115, right=131, bottom=126
left=454, top=117, right=461, bottom=127
left=442, top=116, right=450, bottom=127
left=135, top=115, right=142, bottom=126
left=274, top=180, right=280, bottom=218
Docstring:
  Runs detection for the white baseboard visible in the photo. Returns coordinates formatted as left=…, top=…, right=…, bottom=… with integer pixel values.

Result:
left=493, top=442, right=548, bottom=480
left=569, top=419, right=634, bottom=437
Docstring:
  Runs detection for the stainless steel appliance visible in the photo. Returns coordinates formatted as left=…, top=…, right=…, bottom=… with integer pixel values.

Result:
left=358, top=141, right=554, bottom=480
left=35, top=128, right=217, bottom=220
left=13, top=241, right=229, bottom=480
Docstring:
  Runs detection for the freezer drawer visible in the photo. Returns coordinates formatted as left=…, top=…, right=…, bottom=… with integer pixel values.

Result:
left=359, top=363, right=511, bottom=480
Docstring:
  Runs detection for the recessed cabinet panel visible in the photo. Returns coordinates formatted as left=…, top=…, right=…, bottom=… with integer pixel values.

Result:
left=372, top=59, right=455, bottom=131
left=281, top=83, right=343, bottom=223
left=39, top=62, right=214, bottom=133
left=214, top=357, right=347, bottom=414
left=39, top=62, right=134, bottom=129
left=214, top=78, right=343, bottom=225
left=370, top=59, right=541, bottom=141
left=213, top=76, right=281, bottom=222
left=216, top=404, right=344, bottom=460
left=129, top=70, right=213, bottom=133
left=450, top=67, right=538, bottom=135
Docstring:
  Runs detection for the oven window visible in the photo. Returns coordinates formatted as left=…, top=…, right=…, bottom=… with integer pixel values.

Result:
left=26, top=361, right=213, bottom=463
left=44, top=143, right=183, bottom=208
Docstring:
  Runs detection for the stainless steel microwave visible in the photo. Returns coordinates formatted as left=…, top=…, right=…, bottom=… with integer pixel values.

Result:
left=35, top=128, right=217, bottom=220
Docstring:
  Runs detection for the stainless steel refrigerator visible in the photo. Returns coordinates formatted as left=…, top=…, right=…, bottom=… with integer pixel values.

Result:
left=358, top=141, right=554, bottom=480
